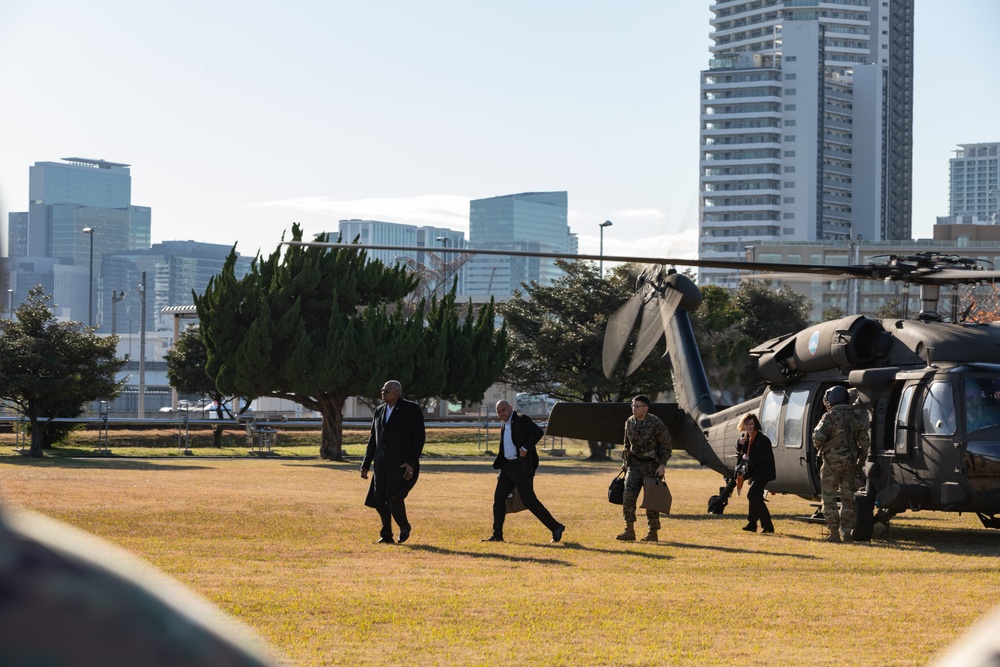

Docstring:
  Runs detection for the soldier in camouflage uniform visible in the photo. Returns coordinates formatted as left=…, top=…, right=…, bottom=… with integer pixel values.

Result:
left=812, top=385, right=871, bottom=543
left=618, top=394, right=672, bottom=542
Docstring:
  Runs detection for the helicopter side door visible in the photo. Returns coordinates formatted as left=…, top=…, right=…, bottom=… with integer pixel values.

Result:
left=884, top=379, right=959, bottom=494
left=760, top=386, right=821, bottom=495
left=901, top=379, right=959, bottom=500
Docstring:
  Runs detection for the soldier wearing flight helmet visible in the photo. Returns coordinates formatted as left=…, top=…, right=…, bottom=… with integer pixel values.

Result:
left=812, top=385, right=870, bottom=543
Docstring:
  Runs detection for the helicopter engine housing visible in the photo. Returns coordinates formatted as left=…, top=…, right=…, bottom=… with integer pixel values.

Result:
left=754, top=315, right=888, bottom=383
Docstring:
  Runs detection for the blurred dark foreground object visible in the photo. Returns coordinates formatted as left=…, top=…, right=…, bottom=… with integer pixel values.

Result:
left=0, top=507, right=282, bottom=667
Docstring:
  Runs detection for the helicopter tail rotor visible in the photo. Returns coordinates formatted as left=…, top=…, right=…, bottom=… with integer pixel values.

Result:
left=625, top=287, right=683, bottom=376
left=604, top=265, right=703, bottom=379
left=603, top=264, right=679, bottom=378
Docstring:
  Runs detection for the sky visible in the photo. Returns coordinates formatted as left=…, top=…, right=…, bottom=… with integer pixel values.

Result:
left=0, top=1, right=998, bottom=263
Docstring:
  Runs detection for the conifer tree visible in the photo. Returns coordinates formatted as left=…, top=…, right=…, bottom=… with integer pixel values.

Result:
left=195, top=225, right=507, bottom=460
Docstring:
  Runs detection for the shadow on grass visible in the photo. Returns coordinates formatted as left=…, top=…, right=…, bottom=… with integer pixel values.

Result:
left=662, top=539, right=818, bottom=559
left=284, top=459, right=662, bottom=477
left=864, top=525, right=1000, bottom=556
left=288, top=461, right=521, bottom=475
left=547, top=541, right=673, bottom=561
left=0, top=457, right=212, bottom=471
left=402, top=542, right=572, bottom=566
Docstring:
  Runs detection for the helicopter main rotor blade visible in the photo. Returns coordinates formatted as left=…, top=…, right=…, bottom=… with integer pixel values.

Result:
left=603, top=293, right=642, bottom=379
left=295, top=242, right=1000, bottom=287
left=742, top=271, right=849, bottom=284
left=290, top=241, right=852, bottom=275
left=902, top=269, right=1000, bottom=284
left=289, top=240, right=856, bottom=275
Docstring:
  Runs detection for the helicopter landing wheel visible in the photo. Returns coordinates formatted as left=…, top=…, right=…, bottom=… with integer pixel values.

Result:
left=707, top=481, right=736, bottom=515
left=975, top=513, right=1000, bottom=529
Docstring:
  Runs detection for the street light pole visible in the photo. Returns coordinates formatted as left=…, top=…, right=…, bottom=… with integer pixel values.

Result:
left=138, top=272, right=146, bottom=418
left=82, top=227, right=95, bottom=327
left=599, top=220, right=613, bottom=279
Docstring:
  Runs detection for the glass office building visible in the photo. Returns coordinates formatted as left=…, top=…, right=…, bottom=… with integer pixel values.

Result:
left=7, top=158, right=152, bottom=324
left=465, top=191, right=575, bottom=299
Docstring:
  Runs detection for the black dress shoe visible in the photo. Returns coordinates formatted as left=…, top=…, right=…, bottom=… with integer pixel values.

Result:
left=481, top=535, right=504, bottom=542
left=551, top=524, right=565, bottom=543
left=761, top=526, right=775, bottom=534
left=741, top=523, right=757, bottom=532
left=398, top=526, right=411, bottom=543
left=375, top=536, right=394, bottom=544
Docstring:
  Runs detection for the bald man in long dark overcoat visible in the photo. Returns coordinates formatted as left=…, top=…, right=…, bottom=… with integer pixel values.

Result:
left=361, top=380, right=425, bottom=544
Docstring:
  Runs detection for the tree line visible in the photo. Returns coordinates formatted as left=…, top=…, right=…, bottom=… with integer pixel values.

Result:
left=0, top=229, right=823, bottom=459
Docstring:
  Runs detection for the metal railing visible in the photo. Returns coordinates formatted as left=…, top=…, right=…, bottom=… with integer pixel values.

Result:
left=0, top=415, right=563, bottom=455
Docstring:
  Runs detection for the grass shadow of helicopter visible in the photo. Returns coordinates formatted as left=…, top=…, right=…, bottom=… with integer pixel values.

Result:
left=864, top=525, right=1000, bottom=556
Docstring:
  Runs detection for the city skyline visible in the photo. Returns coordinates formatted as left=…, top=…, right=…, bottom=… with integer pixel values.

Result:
left=1, top=2, right=998, bottom=264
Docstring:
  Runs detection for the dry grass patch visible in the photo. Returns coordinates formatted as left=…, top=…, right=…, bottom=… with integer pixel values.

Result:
left=1, top=455, right=998, bottom=666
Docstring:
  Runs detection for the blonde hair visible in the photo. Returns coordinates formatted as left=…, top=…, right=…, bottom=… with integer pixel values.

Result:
left=737, top=413, right=760, bottom=431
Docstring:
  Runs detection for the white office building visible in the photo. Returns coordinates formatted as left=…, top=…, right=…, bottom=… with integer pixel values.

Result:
left=337, top=220, right=468, bottom=296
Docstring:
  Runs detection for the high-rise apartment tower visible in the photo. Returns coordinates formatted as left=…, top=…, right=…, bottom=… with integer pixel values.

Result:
left=698, top=0, right=913, bottom=283
left=947, top=143, right=1000, bottom=224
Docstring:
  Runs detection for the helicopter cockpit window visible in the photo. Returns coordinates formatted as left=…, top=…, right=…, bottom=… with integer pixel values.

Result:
left=894, top=385, right=915, bottom=455
left=963, top=377, right=1000, bottom=434
left=759, top=391, right=782, bottom=445
left=921, top=381, right=956, bottom=437
left=782, top=389, right=810, bottom=449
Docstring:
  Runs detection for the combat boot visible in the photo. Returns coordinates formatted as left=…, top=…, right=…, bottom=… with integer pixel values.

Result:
left=616, top=522, right=636, bottom=541
left=840, top=527, right=854, bottom=544
left=824, top=527, right=841, bottom=543
left=641, top=528, right=658, bottom=542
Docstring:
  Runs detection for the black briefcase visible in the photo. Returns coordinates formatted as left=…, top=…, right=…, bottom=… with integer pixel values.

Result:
left=608, top=471, right=626, bottom=505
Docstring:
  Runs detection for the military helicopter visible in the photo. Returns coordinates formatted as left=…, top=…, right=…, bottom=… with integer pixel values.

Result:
left=545, top=251, right=1000, bottom=541
left=298, top=241, right=1000, bottom=541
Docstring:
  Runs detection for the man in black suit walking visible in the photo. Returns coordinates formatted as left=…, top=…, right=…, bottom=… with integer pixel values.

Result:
left=482, top=400, right=565, bottom=543
left=361, top=380, right=425, bottom=544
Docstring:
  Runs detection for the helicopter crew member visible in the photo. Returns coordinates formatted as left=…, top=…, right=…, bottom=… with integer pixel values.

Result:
left=848, top=387, right=872, bottom=480
left=618, top=395, right=672, bottom=542
left=736, top=412, right=776, bottom=533
left=813, top=386, right=871, bottom=543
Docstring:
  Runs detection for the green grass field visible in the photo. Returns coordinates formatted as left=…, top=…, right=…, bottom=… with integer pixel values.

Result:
left=1, top=447, right=998, bottom=666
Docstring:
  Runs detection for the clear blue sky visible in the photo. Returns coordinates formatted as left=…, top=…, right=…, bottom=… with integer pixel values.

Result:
left=0, top=1, right=997, bottom=261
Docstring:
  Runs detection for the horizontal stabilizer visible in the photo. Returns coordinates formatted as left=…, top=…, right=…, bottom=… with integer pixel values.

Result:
left=546, top=401, right=681, bottom=444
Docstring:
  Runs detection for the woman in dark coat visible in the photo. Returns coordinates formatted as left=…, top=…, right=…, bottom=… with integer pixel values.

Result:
left=736, top=412, right=776, bottom=533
